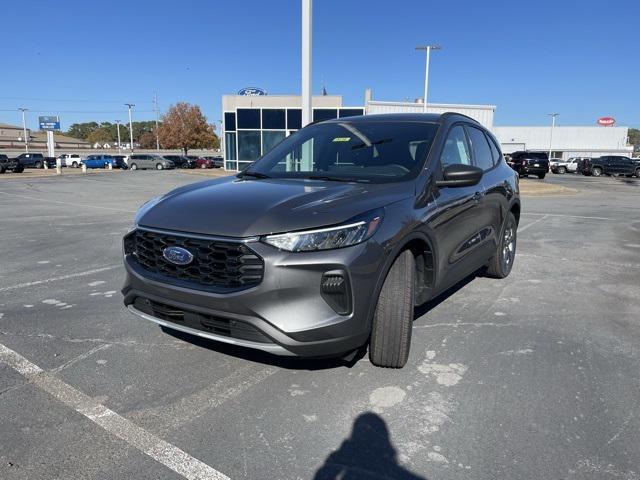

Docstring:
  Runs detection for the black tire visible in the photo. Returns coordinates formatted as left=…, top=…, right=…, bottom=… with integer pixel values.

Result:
left=13, top=165, right=24, bottom=173
left=130, top=163, right=138, bottom=170
left=71, top=161, right=78, bottom=168
left=486, top=212, right=517, bottom=279
left=537, top=173, right=546, bottom=179
left=0, top=166, right=5, bottom=174
left=369, top=250, right=415, bottom=368
left=156, top=163, right=163, bottom=170
left=592, top=167, right=602, bottom=177
left=558, top=166, right=566, bottom=174
left=34, top=161, right=42, bottom=169
left=635, top=168, right=640, bottom=178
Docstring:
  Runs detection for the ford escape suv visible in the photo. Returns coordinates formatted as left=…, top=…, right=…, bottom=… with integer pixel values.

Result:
left=122, top=113, right=520, bottom=368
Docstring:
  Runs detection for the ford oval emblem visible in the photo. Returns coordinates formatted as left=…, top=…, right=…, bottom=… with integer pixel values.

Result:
left=238, top=87, right=267, bottom=96
left=162, top=246, right=194, bottom=266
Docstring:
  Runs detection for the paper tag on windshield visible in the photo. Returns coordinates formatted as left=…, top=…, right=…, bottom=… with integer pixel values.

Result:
left=332, top=137, right=351, bottom=142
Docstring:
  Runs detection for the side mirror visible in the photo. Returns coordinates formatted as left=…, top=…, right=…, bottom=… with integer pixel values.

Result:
left=436, top=164, right=483, bottom=188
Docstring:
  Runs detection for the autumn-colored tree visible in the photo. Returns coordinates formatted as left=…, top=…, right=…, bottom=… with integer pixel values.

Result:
left=158, top=102, right=219, bottom=154
left=86, top=127, right=113, bottom=145
left=138, top=130, right=158, bottom=149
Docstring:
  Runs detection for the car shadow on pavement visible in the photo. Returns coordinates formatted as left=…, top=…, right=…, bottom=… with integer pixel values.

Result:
left=414, top=270, right=480, bottom=319
left=161, top=327, right=367, bottom=371
left=313, top=412, right=427, bottom=480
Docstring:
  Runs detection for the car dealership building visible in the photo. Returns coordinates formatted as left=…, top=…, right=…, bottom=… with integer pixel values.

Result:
left=221, top=90, right=632, bottom=170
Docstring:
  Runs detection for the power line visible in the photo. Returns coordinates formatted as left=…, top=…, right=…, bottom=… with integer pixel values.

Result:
left=0, top=96, right=154, bottom=104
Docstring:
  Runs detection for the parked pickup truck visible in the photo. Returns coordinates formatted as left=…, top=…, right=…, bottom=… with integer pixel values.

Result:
left=583, top=156, right=640, bottom=177
left=0, top=154, right=25, bottom=173
left=11, top=153, right=56, bottom=169
left=57, top=153, right=83, bottom=168
left=550, top=157, right=587, bottom=174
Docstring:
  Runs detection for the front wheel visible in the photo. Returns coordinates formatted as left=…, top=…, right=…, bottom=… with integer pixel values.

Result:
left=486, top=212, right=517, bottom=279
left=156, top=163, right=163, bottom=170
left=537, top=173, right=546, bottom=179
left=369, top=250, right=415, bottom=368
left=592, top=167, right=602, bottom=177
left=34, top=161, right=42, bottom=169
left=130, top=163, right=138, bottom=170
left=557, top=166, right=566, bottom=174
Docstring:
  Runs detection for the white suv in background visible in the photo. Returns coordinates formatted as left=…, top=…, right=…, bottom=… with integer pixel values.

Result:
left=551, top=157, right=585, bottom=174
left=57, top=153, right=83, bottom=168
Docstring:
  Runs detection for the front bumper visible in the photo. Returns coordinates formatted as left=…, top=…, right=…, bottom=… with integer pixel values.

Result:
left=122, top=233, right=386, bottom=357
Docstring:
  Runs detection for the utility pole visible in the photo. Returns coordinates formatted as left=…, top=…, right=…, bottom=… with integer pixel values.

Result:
left=301, top=0, right=312, bottom=127
left=548, top=113, right=559, bottom=160
left=19, top=108, right=28, bottom=152
left=125, top=103, right=135, bottom=152
left=415, top=45, right=442, bottom=112
left=153, top=92, right=160, bottom=150
left=115, top=120, right=122, bottom=155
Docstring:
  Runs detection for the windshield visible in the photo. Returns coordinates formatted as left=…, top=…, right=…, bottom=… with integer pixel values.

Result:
left=243, top=121, right=439, bottom=183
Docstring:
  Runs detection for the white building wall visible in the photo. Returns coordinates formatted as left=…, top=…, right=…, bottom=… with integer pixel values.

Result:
left=495, top=126, right=632, bottom=158
left=366, top=101, right=496, bottom=129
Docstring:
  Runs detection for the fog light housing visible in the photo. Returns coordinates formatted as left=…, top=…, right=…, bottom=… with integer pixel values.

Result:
left=321, top=271, right=352, bottom=315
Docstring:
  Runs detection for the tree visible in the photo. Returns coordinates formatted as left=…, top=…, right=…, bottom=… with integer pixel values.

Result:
left=629, top=128, right=640, bottom=151
left=158, top=102, right=219, bottom=154
left=86, top=127, right=113, bottom=145
left=138, top=130, right=158, bottom=149
left=67, top=122, right=99, bottom=140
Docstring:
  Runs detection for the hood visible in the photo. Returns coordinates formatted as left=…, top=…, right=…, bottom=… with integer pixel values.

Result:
left=137, top=176, right=414, bottom=237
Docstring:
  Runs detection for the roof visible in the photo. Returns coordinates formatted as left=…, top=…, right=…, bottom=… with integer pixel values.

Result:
left=322, top=112, right=478, bottom=124
left=30, top=131, right=88, bottom=144
left=0, top=123, right=22, bottom=129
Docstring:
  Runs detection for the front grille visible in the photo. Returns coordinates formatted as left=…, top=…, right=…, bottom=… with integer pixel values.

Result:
left=126, top=229, right=264, bottom=291
left=134, top=297, right=273, bottom=344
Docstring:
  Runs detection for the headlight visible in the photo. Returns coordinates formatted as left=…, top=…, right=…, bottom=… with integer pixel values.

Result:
left=262, top=210, right=383, bottom=252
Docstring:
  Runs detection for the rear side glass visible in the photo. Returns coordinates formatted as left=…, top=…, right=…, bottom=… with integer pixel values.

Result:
left=466, top=126, right=494, bottom=171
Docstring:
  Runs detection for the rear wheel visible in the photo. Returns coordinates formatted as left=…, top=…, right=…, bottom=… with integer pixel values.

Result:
left=592, top=167, right=602, bottom=177
left=558, top=166, right=566, bottom=174
left=130, top=163, right=138, bottom=170
left=537, top=173, right=546, bottom=179
left=156, top=163, right=163, bottom=170
left=34, top=161, right=42, bottom=169
left=369, top=250, right=415, bottom=368
left=0, top=166, right=6, bottom=174
left=486, top=212, right=517, bottom=279
left=71, top=161, right=78, bottom=168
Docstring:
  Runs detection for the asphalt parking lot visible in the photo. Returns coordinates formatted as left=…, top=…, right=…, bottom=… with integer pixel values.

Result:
left=1, top=171, right=639, bottom=480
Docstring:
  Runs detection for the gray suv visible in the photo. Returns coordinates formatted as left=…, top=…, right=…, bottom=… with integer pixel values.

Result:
left=122, top=113, right=520, bottom=368
left=128, top=154, right=175, bottom=170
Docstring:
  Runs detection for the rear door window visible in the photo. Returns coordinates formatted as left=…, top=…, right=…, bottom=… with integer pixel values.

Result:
left=466, top=126, right=494, bottom=171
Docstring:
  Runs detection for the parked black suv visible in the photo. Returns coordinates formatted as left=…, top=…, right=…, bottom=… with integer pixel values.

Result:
left=162, top=155, right=196, bottom=169
left=507, top=151, right=549, bottom=179
left=122, top=113, right=520, bottom=368
left=581, top=156, right=640, bottom=177
left=0, top=154, right=24, bottom=173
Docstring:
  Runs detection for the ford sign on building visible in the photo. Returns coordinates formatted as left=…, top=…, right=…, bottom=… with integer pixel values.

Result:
left=238, top=87, right=267, bottom=96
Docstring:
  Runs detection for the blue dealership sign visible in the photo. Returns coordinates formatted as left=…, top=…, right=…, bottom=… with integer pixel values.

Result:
left=238, top=87, right=267, bottom=96
left=39, top=115, right=61, bottom=131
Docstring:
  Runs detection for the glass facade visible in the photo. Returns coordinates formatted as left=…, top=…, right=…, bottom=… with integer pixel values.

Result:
left=223, top=107, right=364, bottom=171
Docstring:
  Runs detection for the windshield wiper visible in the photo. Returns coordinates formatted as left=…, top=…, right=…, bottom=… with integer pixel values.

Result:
left=306, top=175, right=369, bottom=183
left=237, top=170, right=271, bottom=179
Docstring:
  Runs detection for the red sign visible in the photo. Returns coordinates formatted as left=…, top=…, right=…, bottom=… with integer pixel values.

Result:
left=597, top=117, right=616, bottom=126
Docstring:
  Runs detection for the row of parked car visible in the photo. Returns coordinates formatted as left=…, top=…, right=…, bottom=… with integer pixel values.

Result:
left=0, top=152, right=224, bottom=173
left=505, top=151, right=640, bottom=179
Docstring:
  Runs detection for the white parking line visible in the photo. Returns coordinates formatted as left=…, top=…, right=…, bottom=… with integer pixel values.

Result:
left=0, top=191, right=136, bottom=213
left=0, top=265, right=120, bottom=293
left=518, top=215, right=548, bottom=233
left=0, top=342, right=230, bottom=480
left=523, top=212, right=616, bottom=221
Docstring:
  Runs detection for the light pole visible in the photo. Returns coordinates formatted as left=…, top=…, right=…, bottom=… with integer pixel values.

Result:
left=153, top=92, right=160, bottom=150
left=301, top=0, right=312, bottom=127
left=19, top=108, right=28, bottom=152
left=125, top=103, right=135, bottom=152
left=548, top=113, right=558, bottom=160
left=115, top=120, right=122, bottom=154
left=415, top=45, right=441, bottom=112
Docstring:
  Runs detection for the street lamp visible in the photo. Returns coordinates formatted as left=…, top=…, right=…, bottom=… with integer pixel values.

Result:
left=115, top=120, right=122, bottom=155
left=301, top=0, right=313, bottom=127
left=18, top=108, right=28, bottom=153
left=415, top=45, right=442, bottom=112
left=548, top=113, right=559, bottom=160
left=125, top=104, right=135, bottom=152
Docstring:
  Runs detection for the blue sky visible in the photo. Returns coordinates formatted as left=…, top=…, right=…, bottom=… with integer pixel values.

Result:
left=1, top=0, right=638, bottom=131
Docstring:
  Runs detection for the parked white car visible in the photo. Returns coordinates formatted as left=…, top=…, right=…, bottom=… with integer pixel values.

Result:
left=551, top=157, right=586, bottom=174
left=57, top=153, right=83, bottom=168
